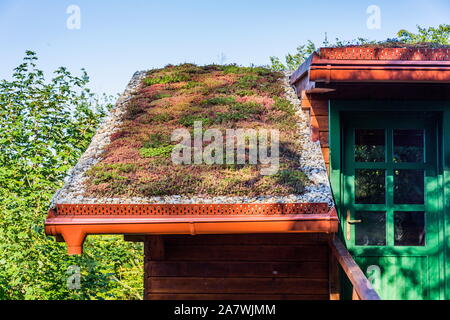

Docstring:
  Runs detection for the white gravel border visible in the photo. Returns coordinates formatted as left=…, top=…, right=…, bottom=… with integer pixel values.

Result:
left=51, top=71, right=334, bottom=208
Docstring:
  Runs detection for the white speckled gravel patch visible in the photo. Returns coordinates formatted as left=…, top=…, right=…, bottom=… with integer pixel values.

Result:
left=51, top=71, right=334, bottom=208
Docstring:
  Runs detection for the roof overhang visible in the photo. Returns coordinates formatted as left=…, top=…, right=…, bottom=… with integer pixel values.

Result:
left=45, top=203, right=338, bottom=255
left=291, top=50, right=450, bottom=87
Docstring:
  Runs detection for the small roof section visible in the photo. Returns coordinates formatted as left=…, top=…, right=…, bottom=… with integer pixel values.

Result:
left=46, top=65, right=335, bottom=254
left=291, top=45, right=450, bottom=88
left=52, top=65, right=332, bottom=206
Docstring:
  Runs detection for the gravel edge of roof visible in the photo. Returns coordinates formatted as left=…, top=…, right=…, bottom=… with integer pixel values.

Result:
left=50, top=71, right=148, bottom=208
left=51, top=71, right=334, bottom=207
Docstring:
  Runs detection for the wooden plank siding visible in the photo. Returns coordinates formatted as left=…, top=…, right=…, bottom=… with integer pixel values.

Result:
left=297, top=89, right=330, bottom=171
left=144, top=234, right=330, bottom=300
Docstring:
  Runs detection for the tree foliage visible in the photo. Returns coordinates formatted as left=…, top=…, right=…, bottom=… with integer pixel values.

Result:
left=0, top=51, right=143, bottom=300
left=397, top=24, right=450, bottom=45
left=270, top=40, right=317, bottom=71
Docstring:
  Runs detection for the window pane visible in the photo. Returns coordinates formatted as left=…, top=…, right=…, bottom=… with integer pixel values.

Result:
left=394, top=129, right=424, bottom=163
left=394, top=211, right=425, bottom=246
left=355, top=169, right=386, bottom=204
left=355, top=211, right=386, bottom=246
left=355, top=129, right=385, bottom=162
left=394, top=170, right=424, bottom=204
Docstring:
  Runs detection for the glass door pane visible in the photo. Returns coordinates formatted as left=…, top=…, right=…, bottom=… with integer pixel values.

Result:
left=355, top=129, right=385, bottom=162
left=394, top=211, right=425, bottom=246
left=355, top=211, right=386, bottom=246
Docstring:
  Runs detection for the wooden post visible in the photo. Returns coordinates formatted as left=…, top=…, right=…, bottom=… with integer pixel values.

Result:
left=329, top=246, right=341, bottom=300
left=352, top=288, right=360, bottom=300
left=329, top=237, right=381, bottom=300
left=144, top=235, right=165, bottom=300
left=143, top=239, right=149, bottom=300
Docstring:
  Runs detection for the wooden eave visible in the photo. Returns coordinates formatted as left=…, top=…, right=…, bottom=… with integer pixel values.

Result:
left=291, top=52, right=450, bottom=89
left=45, top=203, right=338, bottom=255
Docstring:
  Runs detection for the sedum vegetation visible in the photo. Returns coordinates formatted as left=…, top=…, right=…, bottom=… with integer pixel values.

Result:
left=0, top=52, right=143, bottom=299
left=84, top=64, right=310, bottom=198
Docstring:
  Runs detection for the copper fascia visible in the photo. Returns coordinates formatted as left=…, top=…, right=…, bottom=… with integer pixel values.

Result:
left=291, top=53, right=450, bottom=86
left=310, top=59, right=450, bottom=83
left=45, top=203, right=338, bottom=255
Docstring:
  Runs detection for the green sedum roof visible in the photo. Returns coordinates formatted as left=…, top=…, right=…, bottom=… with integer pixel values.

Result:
left=51, top=64, right=333, bottom=206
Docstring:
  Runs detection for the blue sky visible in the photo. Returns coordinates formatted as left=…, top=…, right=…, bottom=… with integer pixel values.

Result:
left=1, top=0, right=449, bottom=96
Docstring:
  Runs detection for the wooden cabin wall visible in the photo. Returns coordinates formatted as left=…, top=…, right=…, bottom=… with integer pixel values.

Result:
left=144, top=234, right=330, bottom=300
left=298, top=90, right=330, bottom=172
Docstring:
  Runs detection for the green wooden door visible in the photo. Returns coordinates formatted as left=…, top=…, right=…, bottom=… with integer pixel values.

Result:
left=343, top=112, right=443, bottom=300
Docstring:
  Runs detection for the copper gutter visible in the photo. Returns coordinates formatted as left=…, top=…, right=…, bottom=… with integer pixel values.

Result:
left=45, top=203, right=338, bottom=255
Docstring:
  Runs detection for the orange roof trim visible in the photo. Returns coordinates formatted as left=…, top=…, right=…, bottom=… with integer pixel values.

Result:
left=45, top=203, right=338, bottom=255
left=291, top=47, right=450, bottom=85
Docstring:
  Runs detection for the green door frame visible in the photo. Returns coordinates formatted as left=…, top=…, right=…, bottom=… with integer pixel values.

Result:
left=329, top=100, right=450, bottom=300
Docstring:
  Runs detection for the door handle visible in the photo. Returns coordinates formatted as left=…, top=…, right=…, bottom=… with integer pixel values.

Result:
left=346, top=209, right=362, bottom=240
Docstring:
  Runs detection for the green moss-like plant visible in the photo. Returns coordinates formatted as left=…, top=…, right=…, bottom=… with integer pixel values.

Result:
left=178, top=114, right=211, bottom=127
left=274, top=169, right=308, bottom=193
left=87, top=163, right=136, bottom=185
left=236, top=74, right=259, bottom=90
left=182, top=81, right=203, bottom=89
left=201, top=96, right=236, bottom=106
left=143, top=73, right=189, bottom=85
left=139, top=145, right=174, bottom=158
left=152, top=93, right=171, bottom=100
left=274, top=97, right=294, bottom=114
left=143, top=133, right=171, bottom=148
